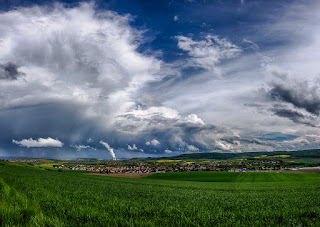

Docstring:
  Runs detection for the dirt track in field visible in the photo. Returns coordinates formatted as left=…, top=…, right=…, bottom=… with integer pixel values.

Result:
left=84, top=172, right=155, bottom=178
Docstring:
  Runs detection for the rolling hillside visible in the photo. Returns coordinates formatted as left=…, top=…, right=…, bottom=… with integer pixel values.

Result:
left=137, top=149, right=320, bottom=162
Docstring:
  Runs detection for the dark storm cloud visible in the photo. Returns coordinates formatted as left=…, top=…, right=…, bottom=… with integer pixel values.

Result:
left=267, top=81, right=320, bottom=115
left=254, top=74, right=320, bottom=127
left=269, top=106, right=317, bottom=127
left=0, top=62, right=24, bottom=80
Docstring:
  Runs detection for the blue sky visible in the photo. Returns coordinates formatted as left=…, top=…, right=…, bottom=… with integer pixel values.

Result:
left=1, top=0, right=320, bottom=159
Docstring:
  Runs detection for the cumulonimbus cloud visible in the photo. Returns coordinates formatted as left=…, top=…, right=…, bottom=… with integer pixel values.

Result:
left=0, top=2, right=160, bottom=127
left=0, top=3, right=161, bottom=153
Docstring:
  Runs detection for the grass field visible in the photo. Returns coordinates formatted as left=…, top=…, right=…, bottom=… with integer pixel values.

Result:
left=1, top=163, right=320, bottom=226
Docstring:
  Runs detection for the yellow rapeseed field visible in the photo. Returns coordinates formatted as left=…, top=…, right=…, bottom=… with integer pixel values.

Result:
left=271, top=155, right=291, bottom=158
left=184, top=161, right=195, bottom=164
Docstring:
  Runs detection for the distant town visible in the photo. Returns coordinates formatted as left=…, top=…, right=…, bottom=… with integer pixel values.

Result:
left=7, top=156, right=319, bottom=174
left=6, top=149, right=320, bottom=174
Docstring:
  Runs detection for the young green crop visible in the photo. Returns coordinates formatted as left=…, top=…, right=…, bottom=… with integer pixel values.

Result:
left=0, top=163, right=319, bottom=226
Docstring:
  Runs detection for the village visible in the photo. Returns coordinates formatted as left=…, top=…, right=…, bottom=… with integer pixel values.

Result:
left=52, top=159, right=297, bottom=173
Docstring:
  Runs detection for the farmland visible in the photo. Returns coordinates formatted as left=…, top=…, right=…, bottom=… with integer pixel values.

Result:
left=1, top=162, right=320, bottom=226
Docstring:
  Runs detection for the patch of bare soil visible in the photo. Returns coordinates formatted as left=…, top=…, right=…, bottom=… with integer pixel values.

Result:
left=84, top=172, right=155, bottom=178
left=283, top=170, right=320, bottom=173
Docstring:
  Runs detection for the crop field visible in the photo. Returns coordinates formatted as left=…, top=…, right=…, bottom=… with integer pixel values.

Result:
left=146, top=171, right=320, bottom=183
left=0, top=163, right=320, bottom=226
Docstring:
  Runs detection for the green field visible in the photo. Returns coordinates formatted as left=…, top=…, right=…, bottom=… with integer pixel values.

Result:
left=146, top=171, right=320, bottom=182
left=1, top=163, right=320, bottom=226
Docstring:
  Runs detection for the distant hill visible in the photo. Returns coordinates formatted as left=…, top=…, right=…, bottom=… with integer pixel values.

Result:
left=135, top=149, right=320, bottom=162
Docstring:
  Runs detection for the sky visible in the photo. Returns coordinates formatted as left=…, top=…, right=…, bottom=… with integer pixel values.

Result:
left=1, top=0, right=320, bottom=159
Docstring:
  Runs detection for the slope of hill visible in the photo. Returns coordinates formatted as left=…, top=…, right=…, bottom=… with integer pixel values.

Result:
left=137, top=149, right=320, bottom=162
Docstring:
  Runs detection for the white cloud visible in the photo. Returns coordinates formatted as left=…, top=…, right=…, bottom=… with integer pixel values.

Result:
left=174, top=16, right=179, bottom=21
left=70, top=144, right=91, bottom=151
left=125, top=106, right=179, bottom=120
left=186, top=144, right=199, bottom=152
left=176, top=35, right=241, bottom=76
left=276, top=135, right=320, bottom=150
left=215, top=140, right=233, bottom=151
left=165, top=149, right=172, bottom=153
left=115, top=106, right=180, bottom=134
left=185, top=114, right=205, bottom=125
left=151, top=139, right=160, bottom=146
left=127, top=144, right=138, bottom=150
left=12, top=137, right=63, bottom=148
left=146, top=139, right=160, bottom=146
